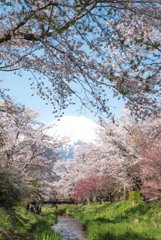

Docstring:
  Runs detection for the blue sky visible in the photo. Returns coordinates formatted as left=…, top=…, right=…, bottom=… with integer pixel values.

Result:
left=1, top=71, right=125, bottom=124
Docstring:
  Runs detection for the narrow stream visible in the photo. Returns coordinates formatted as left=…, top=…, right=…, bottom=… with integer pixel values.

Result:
left=52, top=216, right=87, bottom=240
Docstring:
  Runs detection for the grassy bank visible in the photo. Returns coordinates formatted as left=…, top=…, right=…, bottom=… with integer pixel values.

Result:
left=59, top=194, right=161, bottom=240
left=0, top=204, right=62, bottom=240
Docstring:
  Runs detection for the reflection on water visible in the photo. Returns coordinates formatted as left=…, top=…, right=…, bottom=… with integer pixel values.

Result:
left=52, top=216, right=87, bottom=240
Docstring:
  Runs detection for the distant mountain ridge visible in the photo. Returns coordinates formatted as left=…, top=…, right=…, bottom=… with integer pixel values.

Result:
left=60, top=140, right=87, bottom=160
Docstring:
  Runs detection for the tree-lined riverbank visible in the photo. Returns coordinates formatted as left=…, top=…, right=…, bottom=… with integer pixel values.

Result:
left=1, top=194, right=161, bottom=240
left=58, top=194, right=161, bottom=240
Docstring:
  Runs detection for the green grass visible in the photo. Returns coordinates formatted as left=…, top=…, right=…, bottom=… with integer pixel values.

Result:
left=0, top=208, right=12, bottom=230
left=32, top=205, right=62, bottom=240
left=32, top=220, right=62, bottom=240
left=58, top=193, right=161, bottom=240
left=0, top=204, right=62, bottom=240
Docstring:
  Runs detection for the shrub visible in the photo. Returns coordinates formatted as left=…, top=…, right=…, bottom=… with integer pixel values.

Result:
left=128, top=191, right=142, bottom=205
left=0, top=167, right=23, bottom=208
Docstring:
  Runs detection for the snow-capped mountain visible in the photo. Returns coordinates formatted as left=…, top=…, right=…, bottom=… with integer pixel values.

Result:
left=47, top=115, right=98, bottom=145
left=46, top=116, right=99, bottom=160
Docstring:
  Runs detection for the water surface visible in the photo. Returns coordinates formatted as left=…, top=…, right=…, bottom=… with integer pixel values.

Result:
left=52, top=216, right=87, bottom=240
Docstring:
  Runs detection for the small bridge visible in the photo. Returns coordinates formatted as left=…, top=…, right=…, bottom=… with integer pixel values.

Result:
left=43, top=199, right=75, bottom=205
left=26, top=199, right=75, bottom=215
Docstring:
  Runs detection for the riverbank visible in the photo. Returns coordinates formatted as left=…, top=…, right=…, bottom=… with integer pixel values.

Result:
left=0, top=205, right=62, bottom=240
left=58, top=196, right=161, bottom=239
left=1, top=196, right=161, bottom=240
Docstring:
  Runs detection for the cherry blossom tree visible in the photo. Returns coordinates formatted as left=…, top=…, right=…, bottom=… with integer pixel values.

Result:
left=72, top=175, right=113, bottom=203
left=0, top=97, right=63, bottom=198
left=140, top=135, right=161, bottom=201
left=103, top=113, right=161, bottom=200
left=53, top=139, right=125, bottom=199
left=72, top=178, right=96, bottom=204
left=52, top=118, right=139, bottom=199
left=51, top=112, right=161, bottom=201
left=1, top=1, right=161, bottom=117
left=97, top=113, right=161, bottom=198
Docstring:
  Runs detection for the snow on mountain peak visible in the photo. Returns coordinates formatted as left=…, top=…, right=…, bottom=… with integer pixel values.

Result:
left=46, top=115, right=98, bottom=144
